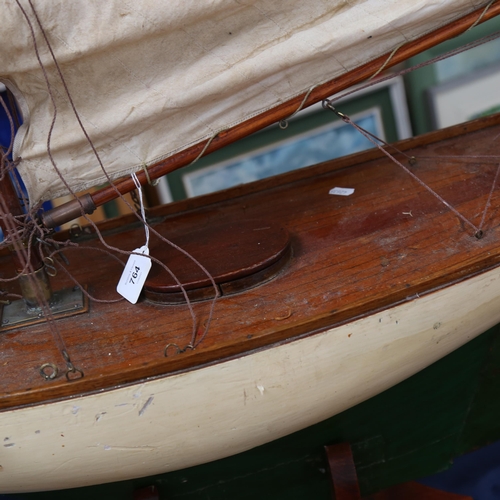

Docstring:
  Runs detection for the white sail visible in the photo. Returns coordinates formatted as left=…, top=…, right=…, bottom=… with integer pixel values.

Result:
left=0, top=0, right=488, bottom=205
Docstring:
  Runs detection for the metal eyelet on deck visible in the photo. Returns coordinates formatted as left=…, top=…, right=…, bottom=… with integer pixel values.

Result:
left=40, top=363, right=59, bottom=380
left=164, top=343, right=181, bottom=357
left=65, top=366, right=84, bottom=381
left=164, top=343, right=194, bottom=357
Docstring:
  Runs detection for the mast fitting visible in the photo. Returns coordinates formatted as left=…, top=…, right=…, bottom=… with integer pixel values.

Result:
left=42, top=193, right=96, bottom=229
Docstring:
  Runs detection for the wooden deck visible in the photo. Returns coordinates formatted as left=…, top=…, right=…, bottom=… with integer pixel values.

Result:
left=2, top=113, right=500, bottom=410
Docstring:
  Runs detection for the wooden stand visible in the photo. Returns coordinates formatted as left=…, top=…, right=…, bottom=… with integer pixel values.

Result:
left=133, top=485, right=159, bottom=500
left=325, top=444, right=473, bottom=500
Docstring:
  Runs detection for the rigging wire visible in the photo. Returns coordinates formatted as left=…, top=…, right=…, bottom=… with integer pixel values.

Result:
left=328, top=30, right=500, bottom=106
left=321, top=99, right=500, bottom=239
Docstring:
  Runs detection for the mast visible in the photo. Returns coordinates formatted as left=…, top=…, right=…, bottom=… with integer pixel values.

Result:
left=0, top=86, right=53, bottom=308
left=41, top=0, right=500, bottom=229
left=0, top=89, right=85, bottom=326
left=0, top=170, right=52, bottom=309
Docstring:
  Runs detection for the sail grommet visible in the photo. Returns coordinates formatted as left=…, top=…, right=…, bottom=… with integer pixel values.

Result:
left=40, top=363, right=59, bottom=381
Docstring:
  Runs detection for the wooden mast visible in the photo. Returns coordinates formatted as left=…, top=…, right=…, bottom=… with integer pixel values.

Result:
left=0, top=91, right=52, bottom=308
left=0, top=173, right=52, bottom=308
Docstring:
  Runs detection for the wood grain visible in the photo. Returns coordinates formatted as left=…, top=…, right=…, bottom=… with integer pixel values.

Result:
left=1, top=114, right=500, bottom=410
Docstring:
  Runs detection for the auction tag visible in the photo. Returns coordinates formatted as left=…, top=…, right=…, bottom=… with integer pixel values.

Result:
left=116, top=246, right=152, bottom=304
left=329, top=187, right=355, bottom=196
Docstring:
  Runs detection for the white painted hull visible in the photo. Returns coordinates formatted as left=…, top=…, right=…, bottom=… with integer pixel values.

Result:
left=1, top=266, right=500, bottom=493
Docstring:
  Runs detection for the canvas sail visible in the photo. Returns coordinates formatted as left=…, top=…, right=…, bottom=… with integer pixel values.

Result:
left=0, top=0, right=490, bottom=205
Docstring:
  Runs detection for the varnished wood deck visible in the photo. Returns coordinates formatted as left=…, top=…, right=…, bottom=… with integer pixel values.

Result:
left=1, top=114, right=500, bottom=410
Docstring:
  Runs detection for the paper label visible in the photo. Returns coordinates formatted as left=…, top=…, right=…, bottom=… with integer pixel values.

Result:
left=329, top=187, right=355, bottom=196
left=116, top=246, right=152, bottom=304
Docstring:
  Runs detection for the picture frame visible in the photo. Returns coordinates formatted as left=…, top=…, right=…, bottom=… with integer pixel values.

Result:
left=427, top=63, right=500, bottom=129
left=162, top=75, right=411, bottom=201
left=183, top=108, right=384, bottom=197
left=404, top=15, right=500, bottom=134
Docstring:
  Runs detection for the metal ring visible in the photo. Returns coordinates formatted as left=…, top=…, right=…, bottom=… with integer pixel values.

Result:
left=279, top=119, right=289, bottom=130
left=164, top=343, right=181, bottom=357
left=40, top=363, right=59, bottom=380
left=44, top=256, right=57, bottom=277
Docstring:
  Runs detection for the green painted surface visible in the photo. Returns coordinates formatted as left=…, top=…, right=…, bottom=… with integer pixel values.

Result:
left=13, top=324, right=500, bottom=499
left=459, top=328, right=500, bottom=451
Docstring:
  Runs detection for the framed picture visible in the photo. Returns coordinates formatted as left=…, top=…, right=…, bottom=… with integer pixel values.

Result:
left=404, top=15, right=500, bottom=134
left=184, top=108, right=383, bottom=197
left=427, top=63, right=500, bottom=129
left=164, top=75, right=411, bottom=201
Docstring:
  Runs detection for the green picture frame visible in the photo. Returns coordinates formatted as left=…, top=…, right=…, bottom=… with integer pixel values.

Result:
left=428, top=62, right=500, bottom=129
left=161, top=76, right=411, bottom=202
left=404, top=15, right=500, bottom=135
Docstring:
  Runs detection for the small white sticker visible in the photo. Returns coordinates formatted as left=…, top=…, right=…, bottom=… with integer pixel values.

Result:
left=329, top=187, right=355, bottom=196
left=116, top=246, right=152, bottom=304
